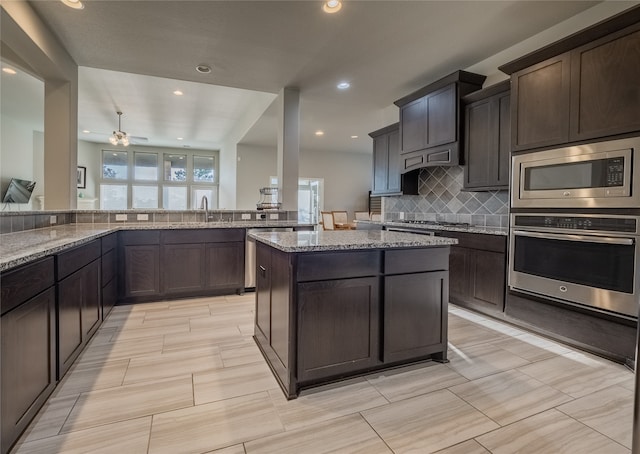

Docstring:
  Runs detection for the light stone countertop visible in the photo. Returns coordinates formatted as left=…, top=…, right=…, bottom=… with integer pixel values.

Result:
left=0, top=221, right=314, bottom=272
left=365, top=221, right=508, bottom=236
left=249, top=230, right=458, bottom=253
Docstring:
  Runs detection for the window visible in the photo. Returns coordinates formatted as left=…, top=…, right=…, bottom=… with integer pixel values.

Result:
left=103, top=150, right=128, bottom=179
left=164, top=154, right=187, bottom=181
left=99, top=148, right=219, bottom=209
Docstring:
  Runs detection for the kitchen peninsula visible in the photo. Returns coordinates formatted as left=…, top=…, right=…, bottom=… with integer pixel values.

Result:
left=250, top=229, right=457, bottom=398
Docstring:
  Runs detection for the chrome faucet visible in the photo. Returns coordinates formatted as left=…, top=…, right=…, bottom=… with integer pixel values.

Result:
left=200, top=195, right=209, bottom=222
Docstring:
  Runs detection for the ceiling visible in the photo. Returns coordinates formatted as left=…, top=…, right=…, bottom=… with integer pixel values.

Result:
left=9, top=1, right=612, bottom=153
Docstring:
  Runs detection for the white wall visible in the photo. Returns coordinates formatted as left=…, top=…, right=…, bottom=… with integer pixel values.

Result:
left=236, top=143, right=372, bottom=216
left=0, top=117, right=39, bottom=210
left=236, top=144, right=277, bottom=210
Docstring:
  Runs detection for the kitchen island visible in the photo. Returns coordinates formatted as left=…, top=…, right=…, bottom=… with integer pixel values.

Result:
left=250, top=230, right=457, bottom=398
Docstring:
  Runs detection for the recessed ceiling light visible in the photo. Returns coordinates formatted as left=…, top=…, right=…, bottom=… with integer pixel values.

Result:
left=82, top=130, right=91, bottom=134
left=60, top=0, right=84, bottom=9
left=2, top=68, right=17, bottom=75
left=337, top=81, right=350, bottom=90
left=173, top=90, right=183, bottom=96
left=315, top=131, right=324, bottom=136
left=196, top=64, right=212, bottom=74
left=177, top=137, right=183, bottom=140
left=322, top=0, right=342, bottom=13
left=351, top=135, right=358, bottom=139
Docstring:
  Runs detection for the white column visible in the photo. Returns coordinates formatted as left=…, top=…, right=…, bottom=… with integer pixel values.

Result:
left=276, top=87, right=299, bottom=211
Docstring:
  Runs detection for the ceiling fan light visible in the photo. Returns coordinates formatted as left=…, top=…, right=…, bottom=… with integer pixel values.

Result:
left=60, top=0, right=84, bottom=10
left=322, top=0, right=342, bottom=13
left=109, top=135, right=118, bottom=145
left=122, top=136, right=130, bottom=146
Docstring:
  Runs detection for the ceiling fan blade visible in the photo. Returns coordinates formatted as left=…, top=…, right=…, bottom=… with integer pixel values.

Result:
left=130, top=135, right=148, bottom=142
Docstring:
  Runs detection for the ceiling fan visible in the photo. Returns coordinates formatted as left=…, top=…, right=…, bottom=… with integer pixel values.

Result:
left=82, top=111, right=148, bottom=146
left=108, top=111, right=147, bottom=146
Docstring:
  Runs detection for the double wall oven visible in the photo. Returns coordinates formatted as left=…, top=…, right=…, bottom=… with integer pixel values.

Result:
left=508, top=137, right=640, bottom=318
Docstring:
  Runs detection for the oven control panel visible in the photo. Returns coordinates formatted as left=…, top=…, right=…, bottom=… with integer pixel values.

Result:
left=514, top=215, right=637, bottom=233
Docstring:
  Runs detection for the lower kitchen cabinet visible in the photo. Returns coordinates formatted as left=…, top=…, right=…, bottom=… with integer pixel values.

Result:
left=120, top=229, right=244, bottom=303
left=439, top=231, right=507, bottom=315
left=56, top=241, right=102, bottom=378
left=1, top=258, right=56, bottom=454
left=101, top=233, right=118, bottom=319
left=298, top=277, right=380, bottom=382
left=384, top=271, right=447, bottom=363
left=254, top=242, right=450, bottom=398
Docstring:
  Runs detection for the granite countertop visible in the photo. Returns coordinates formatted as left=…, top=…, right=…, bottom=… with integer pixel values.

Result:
left=249, top=230, right=458, bottom=253
left=0, top=221, right=314, bottom=272
left=366, top=221, right=508, bottom=236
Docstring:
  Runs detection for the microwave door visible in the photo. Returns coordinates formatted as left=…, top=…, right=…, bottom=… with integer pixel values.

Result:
left=519, top=160, right=608, bottom=200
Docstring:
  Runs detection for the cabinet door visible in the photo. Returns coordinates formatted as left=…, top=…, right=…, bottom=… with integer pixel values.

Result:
left=426, top=84, right=456, bottom=147
left=82, top=259, right=101, bottom=340
left=448, top=246, right=470, bottom=302
left=511, top=53, right=571, bottom=151
left=57, top=270, right=84, bottom=377
left=1, top=288, right=56, bottom=454
left=570, top=25, right=640, bottom=141
left=387, top=129, right=401, bottom=193
left=384, top=271, right=447, bottom=363
left=206, top=242, right=244, bottom=290
left=123, top=245, right=160, bottom=298
left=496, top=92, right=511, bottom=187
left=255, top=242, right=272, bottom=342
left=464, top=98, right=493, bottom=188
left=297, top=277, right=379, bottom=382
left=163, top=243, right=205, bottom=294
left=400, top=97, right=426, bottom=154
left=469, top=249, right=506, bottom=312
left=372, top=134, right=390, bottom=194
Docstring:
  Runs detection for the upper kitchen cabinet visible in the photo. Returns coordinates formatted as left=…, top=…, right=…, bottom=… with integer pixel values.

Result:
left=501, top=6, right=640, bottom=151
left=463, top=81, right=511, bottom=190
left=394, top=70, right=485, bottom=171
left=369, top=123, right=418, bottom=196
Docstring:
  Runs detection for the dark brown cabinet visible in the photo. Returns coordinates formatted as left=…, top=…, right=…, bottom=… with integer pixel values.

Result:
left=369, top=123, right=418, bottom=196
left=463, top=81, right=511, bottom=190
left=120, top=229, right=244, bottom=303
left=254, top=242, right=450, bottom=398
left=503, top=14, right=640, bottom=151
left=56, top=240, right=102, bottom=378
left=439, top=231, right=507, bottom=315
left=394, top=71, right=485, bottom=171
left=101, top=233, right=118, bottom=319
left=1, top=258, right=56, bottom=454
left=298, top=277, right=380, bottom=382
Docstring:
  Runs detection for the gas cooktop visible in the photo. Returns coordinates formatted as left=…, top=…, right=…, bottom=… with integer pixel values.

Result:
left=396, top=220, right=471, bottom=227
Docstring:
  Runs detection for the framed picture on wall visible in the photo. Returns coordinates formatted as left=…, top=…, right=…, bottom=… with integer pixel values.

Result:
left=77, top=166, right=86, bottom=189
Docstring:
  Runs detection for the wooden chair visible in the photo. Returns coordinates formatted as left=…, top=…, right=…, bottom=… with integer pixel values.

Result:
left=332, top=211, right=353, bottom=229
left=321, top=211, right=335, bottom=230
left=354, top=211, right=370, bottom=221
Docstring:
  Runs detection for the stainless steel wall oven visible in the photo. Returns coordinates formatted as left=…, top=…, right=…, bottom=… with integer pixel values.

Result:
left=508, top=213, right=639, bottom=317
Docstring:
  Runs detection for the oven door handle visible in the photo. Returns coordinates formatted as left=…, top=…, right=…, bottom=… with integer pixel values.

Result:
left=512, top=230, right=634, bottom=246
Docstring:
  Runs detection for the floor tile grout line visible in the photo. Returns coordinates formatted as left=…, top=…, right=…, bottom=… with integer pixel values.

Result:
left=555, top=405, right=633, bottom=451
left=357, top=412, right=396, bottom=453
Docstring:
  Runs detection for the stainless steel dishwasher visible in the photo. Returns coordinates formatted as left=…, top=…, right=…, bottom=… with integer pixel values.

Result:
left=245, top=227, right=293, bottom=288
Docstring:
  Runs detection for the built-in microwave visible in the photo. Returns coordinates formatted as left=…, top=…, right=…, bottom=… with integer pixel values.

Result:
left=511, top=137, right=640, bottom=209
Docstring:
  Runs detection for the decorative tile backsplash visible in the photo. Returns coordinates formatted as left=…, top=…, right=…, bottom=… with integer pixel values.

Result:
left=383, top=166, right=509, bottom=228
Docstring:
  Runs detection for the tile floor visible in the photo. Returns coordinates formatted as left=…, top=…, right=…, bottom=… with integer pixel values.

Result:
left=11, top=295, right=635, bottom=454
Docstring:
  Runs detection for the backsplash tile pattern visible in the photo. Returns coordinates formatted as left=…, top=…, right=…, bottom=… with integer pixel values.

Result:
left=383, top=166, right=509, bottom=228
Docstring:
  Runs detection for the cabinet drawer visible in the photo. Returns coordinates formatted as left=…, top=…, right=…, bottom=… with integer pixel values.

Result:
left=297, top=251, right=380, bottom=282
left=101, top=233, right=117, bottom=254
left=384, top=247, right=450, bottom=274
left=0, top=257, right=55, bottom=315
left=437, top=231, right=506, bottom=253
left=120, top=230, right=160, bottom=246
left=162, top=228, right=245, bottom=244
left=56, top=240, right=101, bottom=281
